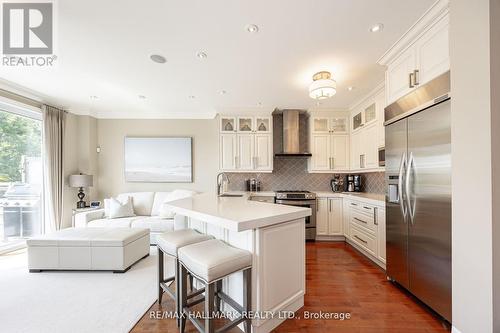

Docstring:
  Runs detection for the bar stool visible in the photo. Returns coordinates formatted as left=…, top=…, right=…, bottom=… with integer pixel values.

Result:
left=156, top=229, right=214, bottom=321
left=178, top=239, right=252, bottom=333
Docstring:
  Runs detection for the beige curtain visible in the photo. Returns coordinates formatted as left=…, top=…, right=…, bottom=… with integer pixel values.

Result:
left=42, top=105, right=66, bottom=231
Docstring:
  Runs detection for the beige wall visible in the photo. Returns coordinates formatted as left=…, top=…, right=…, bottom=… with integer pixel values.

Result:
left=62, top=113, right=99, bottom=228
left=96, top=118, right=218, bottom=199
left=450, top=0, right=499, bottom=331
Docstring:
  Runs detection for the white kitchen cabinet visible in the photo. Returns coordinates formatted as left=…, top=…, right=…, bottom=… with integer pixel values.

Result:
left=375, top=91, right=386, bottom=148
left=220, top=134, right=237, bottom=170
left=350, top=130, right=361, bottom=169
left=254, top=134, right=273, bottom=170
left=415, top=15, right=449, bottom=86
left=311, top=134, right=330, bottom=171
left=316, top=198, right=329, bottom=236
left=310, top=134, right=349, bottom=172
left=328, top=198, right=343, bottom=235
left=376, top=207, right=386, bottom=263
left=384, top=13, right=449, bottom=105
left=316, top=197, right=343, bottom=237
left=363, top=123, right=379, bottom=169
left=386, top=47, right=416, bottom=104
left=219, top=115, right=273, bottom=172
left=237, top=134, right=254, bottom=170
left=331, top=135, right=349, bottom=170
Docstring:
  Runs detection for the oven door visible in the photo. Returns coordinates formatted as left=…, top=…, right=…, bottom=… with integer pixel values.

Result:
left=274, top=199, right=316, bottom=228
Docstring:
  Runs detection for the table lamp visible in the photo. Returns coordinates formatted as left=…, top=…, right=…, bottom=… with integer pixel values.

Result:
left=69, top=174, right=93, bottom=208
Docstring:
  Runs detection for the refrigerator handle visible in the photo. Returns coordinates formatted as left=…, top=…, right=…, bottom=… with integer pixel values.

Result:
left=398, top=152, right=407, bottom=221
left=405, top=152, right=416, bottom=224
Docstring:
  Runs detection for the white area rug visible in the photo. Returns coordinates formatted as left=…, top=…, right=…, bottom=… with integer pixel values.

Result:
left=0, top=246, right=161, bottom=333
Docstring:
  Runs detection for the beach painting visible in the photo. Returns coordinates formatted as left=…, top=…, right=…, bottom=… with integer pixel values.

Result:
left=124, top=137, right=192, bottom=182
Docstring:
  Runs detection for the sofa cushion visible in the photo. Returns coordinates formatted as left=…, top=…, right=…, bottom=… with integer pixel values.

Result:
left=131, top=217, right=175, bottom=233
left=87, top=216, right=145, bottom=228
left=108, top=197, right=135, bottom=219
left=117, top=192, right=155, bottom=216
left=151, top=192, right=172, bottom=216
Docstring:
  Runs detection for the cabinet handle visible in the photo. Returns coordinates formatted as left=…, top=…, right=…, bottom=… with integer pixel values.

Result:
left=317, top=200, right=319, bottom=212
left=354, top=235, right=368, bottom=244
left=331, top=157, right=335, bottom=170
left=354, top=217, right=368, bottom=224
left=234, top=156, right=238, bottom=168
left=409, top=72, right=414, bottom=88
left=329, top=199, right=332, bottom=212
left=413, top=69, right=420, bottom=86
left=363, top=206, right=371, bottom=210
left=351, top=202, right=358, bottom=206
left=374, top=207, right=378, bottom=226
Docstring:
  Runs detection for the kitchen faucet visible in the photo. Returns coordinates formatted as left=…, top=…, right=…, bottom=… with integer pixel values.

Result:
left=216, top=172, right=230, bottom=196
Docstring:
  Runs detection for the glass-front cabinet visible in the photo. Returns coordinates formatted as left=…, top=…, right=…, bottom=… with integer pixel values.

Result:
left=237, top=117, right=253, bottom=132
left=352, top=112, right=363, bottom=131
left=312, top=116, right=348, bottom=134
left=364, top=103, right=376, bottom=124
left=330, top=117, right=348, bottom=133
left=220, top=116, right=236, bottom=132
left=255, top=117, right=271, bottom=133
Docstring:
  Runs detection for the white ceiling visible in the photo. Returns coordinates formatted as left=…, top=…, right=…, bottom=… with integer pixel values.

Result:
left=0, top=0, right=435, bottom=118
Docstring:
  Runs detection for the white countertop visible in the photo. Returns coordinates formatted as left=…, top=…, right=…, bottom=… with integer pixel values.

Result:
left=164, top=192, right=311, bottom=232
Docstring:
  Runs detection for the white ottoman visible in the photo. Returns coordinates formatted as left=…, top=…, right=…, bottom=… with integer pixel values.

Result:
left=27, top=227, right=150, bottom=273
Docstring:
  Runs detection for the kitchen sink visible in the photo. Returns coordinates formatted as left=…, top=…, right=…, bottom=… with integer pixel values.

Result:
left=218, top=194, right=244, bottom=197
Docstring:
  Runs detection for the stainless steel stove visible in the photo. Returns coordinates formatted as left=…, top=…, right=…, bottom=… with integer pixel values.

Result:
left=274, top=190, right=316, bottom=240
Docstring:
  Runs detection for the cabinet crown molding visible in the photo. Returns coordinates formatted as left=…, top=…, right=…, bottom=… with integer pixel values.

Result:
left=377, top=0, right=449, bottom=66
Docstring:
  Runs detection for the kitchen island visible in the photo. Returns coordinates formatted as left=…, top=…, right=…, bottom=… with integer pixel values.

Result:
left=164, top=192, right=311, bottom=333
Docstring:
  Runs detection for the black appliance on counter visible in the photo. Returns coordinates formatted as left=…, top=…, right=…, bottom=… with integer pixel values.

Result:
left=330, top=175, right=343, bottom=192
left=344, top=174, right=362, bottom=192
left=275, top=191, right=316, bottom=240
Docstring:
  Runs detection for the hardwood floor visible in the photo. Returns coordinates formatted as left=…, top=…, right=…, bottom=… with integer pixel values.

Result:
left=132, top=242, right=450, bottom=333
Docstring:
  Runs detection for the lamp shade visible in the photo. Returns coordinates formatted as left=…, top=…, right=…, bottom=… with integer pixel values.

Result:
left=69, top=174, right=93, bottom=188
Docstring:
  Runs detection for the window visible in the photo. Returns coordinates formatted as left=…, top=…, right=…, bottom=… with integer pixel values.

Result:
left=0, top=108, right=43, bottom=254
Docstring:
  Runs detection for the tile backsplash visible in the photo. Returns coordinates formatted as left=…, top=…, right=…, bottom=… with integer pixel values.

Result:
left=226, top=157, right=385, bottom=194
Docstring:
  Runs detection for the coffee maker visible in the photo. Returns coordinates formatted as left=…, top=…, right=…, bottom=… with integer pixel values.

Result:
left=344, top=174, right=362, bottom=192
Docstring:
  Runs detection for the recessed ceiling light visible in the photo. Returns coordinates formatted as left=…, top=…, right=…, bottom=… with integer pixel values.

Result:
left=90, top=95, right=98, bottom=100
left=369, top=23, right=384, bottom=33
left=197, top=51, right=207, bottom=59
left=188, top=95, right=196, bottom=99
left=138, top=95, right=146, bottom=99
left=347, top=86, right=355, bottom=91
left=150, top=54, right=167, bottom=63
left=219, top=90, right=227, bottom=95
left=246, top=24, right=259, bottom=33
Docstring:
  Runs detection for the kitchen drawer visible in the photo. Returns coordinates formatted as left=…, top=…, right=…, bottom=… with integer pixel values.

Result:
left=350, top=224, right=377, bottom=256
left=349, top=201, right=376, bottom=216
left=350, top=210, right=376, bottom=233
left=250, top=196, right=275, bottom=203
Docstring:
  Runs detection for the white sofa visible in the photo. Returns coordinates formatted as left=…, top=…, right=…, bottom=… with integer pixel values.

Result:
left=74, top=192, right=188, bottom=244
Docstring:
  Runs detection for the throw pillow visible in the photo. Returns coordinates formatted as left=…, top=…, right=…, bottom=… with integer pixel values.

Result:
left=108, top=196, right=135, bottom=219
left=158, top=189, right=197, bottom=219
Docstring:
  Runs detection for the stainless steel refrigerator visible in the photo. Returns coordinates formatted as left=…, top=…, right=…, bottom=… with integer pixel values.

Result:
left=384, top=71, right=451, bottom=322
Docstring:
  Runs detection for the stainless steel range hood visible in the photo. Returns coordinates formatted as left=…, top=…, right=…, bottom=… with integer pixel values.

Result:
left=274, top=109, right=311, bottom=157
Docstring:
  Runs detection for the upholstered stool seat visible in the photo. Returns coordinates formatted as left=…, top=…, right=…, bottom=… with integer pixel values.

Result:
left=156, top=229, right=214, bottom=326
left=178, top=239, right=252, bottom=283
left=178, top=239, right=252, bottom=333
left=157, top=229, right=213, bottom=257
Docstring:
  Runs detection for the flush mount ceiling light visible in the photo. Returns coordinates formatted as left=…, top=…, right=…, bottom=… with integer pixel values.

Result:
left=309, top=71, right=337, bottom=100
left=246, top=24, right=259, bottom=33
left=150, top=54, right=167, bottom=63
left=219, top=90, right=227, bottom=95
left=369, top=23, right=384, bottom=33
left=347, top=86, right=355, bottom=91
left=197, top=51, right=207, bottom=59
